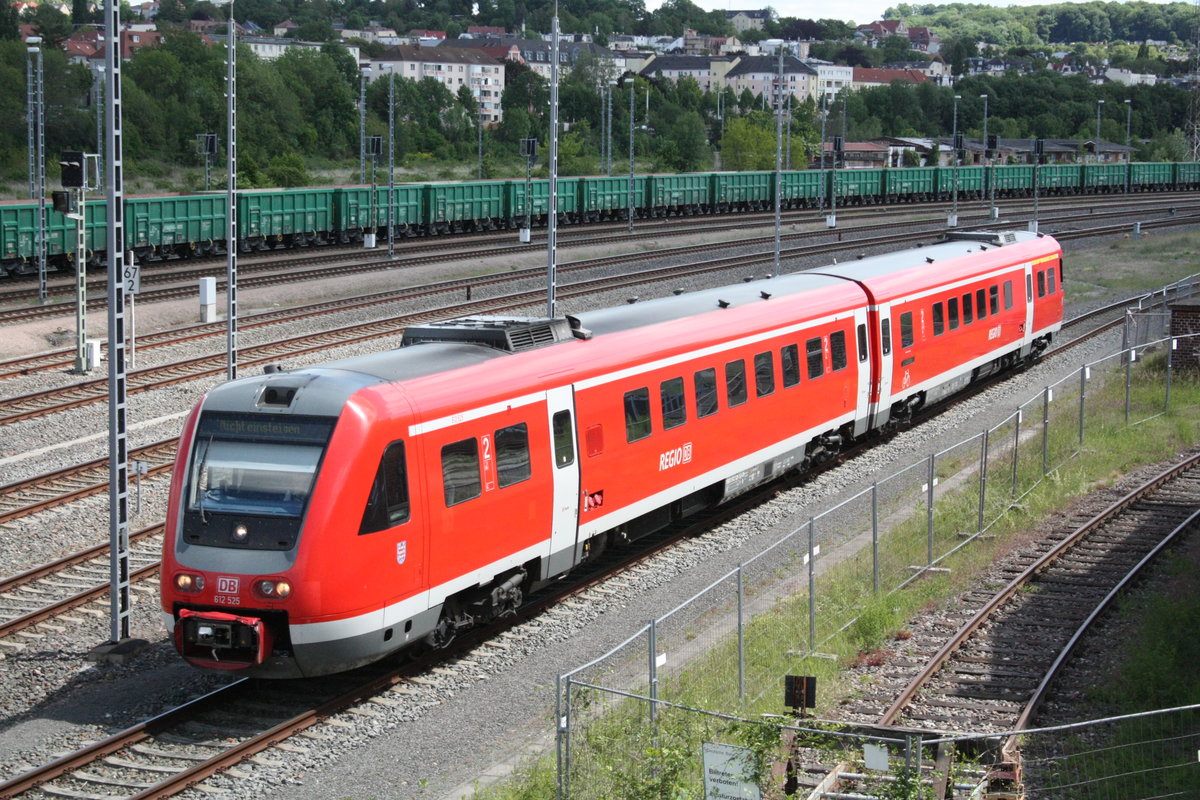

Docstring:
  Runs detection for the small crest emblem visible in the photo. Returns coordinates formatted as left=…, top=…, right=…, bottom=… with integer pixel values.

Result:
left=396, top=541, right=407, bottom=565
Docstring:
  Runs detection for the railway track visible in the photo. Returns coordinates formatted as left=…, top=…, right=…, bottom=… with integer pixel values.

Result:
left=0, top=195, right=1192, bottom=328
left=810, top=454, right=1200, bottom=799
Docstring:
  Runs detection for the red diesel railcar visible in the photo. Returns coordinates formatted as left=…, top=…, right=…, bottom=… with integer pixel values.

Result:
left=161, top=230, right=1063, bottom=677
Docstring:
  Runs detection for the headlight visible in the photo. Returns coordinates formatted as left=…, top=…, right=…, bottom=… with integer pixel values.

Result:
left=174, top=573, right=205, bottom=594
left=254, top=579, right=292, bottom=599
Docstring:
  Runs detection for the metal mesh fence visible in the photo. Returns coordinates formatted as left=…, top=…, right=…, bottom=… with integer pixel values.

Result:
left=557, top=320, right=1200, bottom=798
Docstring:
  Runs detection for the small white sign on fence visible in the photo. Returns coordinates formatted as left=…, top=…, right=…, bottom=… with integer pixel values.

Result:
left=702, top=742, right=761, bottom=800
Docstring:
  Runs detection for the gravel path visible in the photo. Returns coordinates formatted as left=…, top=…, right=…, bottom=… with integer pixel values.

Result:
left=0, top=223, right=1185, bottom=798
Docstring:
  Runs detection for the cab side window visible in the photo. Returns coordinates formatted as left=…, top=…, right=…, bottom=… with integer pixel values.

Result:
left=1037, top=270, right=1046, bottom=298
left=442, top=438, right=481, bottom=507
left=360, top=440, right=410, bottom=534
left=932, top=302, right=945, bottom=336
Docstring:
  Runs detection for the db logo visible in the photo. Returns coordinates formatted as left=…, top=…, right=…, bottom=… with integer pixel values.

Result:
left=217, top=576, right=240, bottom=594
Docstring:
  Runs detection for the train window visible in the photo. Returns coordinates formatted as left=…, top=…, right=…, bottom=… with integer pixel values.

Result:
left=624, top=387, right=652, bottom=442
left=1048, top=267, right=1057, bottom=295
left=932, top=302, right=945, bottom=336
left=695, top=368, right=719, bottom=417
left=962, top=292, right=974, bottom=325
left=754, top=352, right=775, bottom=397
left=1026, top=274, right=1033, bottom=302
left=856, top=324, right=868, bottom=361
left=881, top=319, right=891, bottom=355
left=976, top=288, right=987, bottom=319
left=1037, top=270, right=1046, bottom=298
left=781, top=344, right=800, bottom=387
left=806, top=337, right=824, bottom=379
left=990, top=285, right=1000, bottom=315
left=495, top=424, right=531, bottom=488
left=948, top=298, right=959, bottom=330
left=725, top=360, right=748, bottom=407
left=552, top=411, right=574, bottom=468
left=359, top=441, right=410, bottom=535
left=1004, top=280, right=1014, bottom=309
left=830, top=331, right=847, bottom=371
left=661, top=377, right=687, bottom=430
left=442, top=438, right=481, bottom=507
left=900, top=312, right=914, bottom=348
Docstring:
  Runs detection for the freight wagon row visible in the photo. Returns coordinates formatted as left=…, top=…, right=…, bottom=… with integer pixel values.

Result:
left=3, top=161, right=1197, bottom=277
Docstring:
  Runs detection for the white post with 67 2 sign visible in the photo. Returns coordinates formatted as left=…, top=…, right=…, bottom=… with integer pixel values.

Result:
left=123, top=251, right=139, bottom=368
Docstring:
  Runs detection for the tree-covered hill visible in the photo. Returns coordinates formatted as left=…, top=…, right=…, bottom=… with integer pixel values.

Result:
left=883, top=2, right=1197, bottom=47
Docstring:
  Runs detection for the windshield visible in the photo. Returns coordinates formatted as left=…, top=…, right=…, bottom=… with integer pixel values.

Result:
left=189, top=439, right=323, bottom=518
left=187, top=412, right=335, bottom=521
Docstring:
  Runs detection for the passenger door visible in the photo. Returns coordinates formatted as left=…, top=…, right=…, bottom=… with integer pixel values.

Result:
left=545, top=385, right=580, bottom=577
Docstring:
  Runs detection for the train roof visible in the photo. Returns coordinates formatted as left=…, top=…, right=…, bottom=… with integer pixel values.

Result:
left=808, top=230, right=1048, bottom=284
left=571, top=272, right=848, bottom=336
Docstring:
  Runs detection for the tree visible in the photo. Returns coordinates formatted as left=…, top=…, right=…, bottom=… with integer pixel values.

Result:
left=26, top=5, right=73, bottom=48
left=0, top=3, right=20, bottom=40
left=72, top=0, right=91, bottom=25
left=719, top=115, right=775, bottom=170
left=265, top=152, right=310, bottom=186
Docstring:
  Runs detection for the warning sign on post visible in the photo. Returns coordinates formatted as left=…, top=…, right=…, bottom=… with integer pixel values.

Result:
left=702, top=742, right=761, bottom=800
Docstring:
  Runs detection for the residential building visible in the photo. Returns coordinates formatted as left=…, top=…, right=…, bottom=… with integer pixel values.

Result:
left=726, top=9, right=772, bottom=33
left=273, top=19, right=298, bottom=37
left=369, top=45, right=505, bottom=123
left=448, top=36, right=618, bottom=82
left=640, top=54, right=732, bottom=91
left=726, top=55, right=817, bottom=104
left=851, top=66, right=928, bottom=90
left=883, top=59, right=949, bottom=85
left=806, top=60, right=853, bottom=103
left=1103, top=67, right=1157, bottom=87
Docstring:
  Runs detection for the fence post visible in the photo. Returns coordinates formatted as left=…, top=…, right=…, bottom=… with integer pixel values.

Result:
left=1041, top=386, right=1050, bottom=475
left=1078, top=365, right=1087, bottom=446
left=978, top=430, right=988, bottom=533
left=1011, top=409, right=1021, bottom=501
left=648, top=619, right=658, bottom=723
left=808, top=517, right=816, bottom=655
left=1166, top=337, right=1174, bottom=411
left=926, top=452, right=935, bottom=566
left=737, top=564, right=745, bottom=702
left=871, top=483, right=879, bottom=594
left=556, top=674, right=568, bottom=800
left=1125, top=346, right=1134, bottom=424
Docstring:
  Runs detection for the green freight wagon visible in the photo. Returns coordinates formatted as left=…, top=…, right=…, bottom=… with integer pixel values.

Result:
left=335, top=186, right=424, bottom=240
left=0, top=199, right=101, bottom=275
left=884, top=167, right=935, bottom=202
left=1129, top=162, right=1173, bottom=192
left=1174, top=161, right=1200, bottom=189
left=506, top=178, right=580, bottom=226
left=1082, top=163, right=1128, bottom=192
left=648, top=173, right=709, bottom=215
left=830, top=168, right=884, bottom=204
left=578, top=175, right=649, bottom=221
left=124, top=193, right=226, bottom=261
left=425, top=180, right=510, bottom=233
left=989, top=164, right=1033, bottom=197
left=1036, top=164, right=1082, bottom=194
left=938, top=166, right=984, bottom=199
left=711, top=171, right=772, bottom=211
left=238, top=188, right=335, bottom=250
left=780, top=170, right=824, bottom=207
